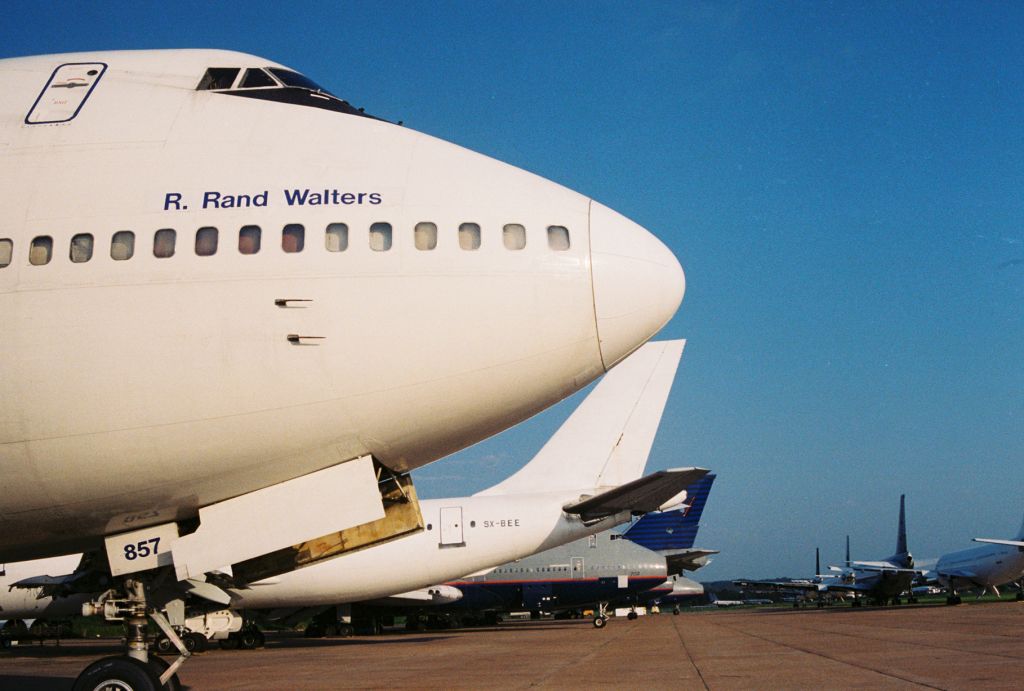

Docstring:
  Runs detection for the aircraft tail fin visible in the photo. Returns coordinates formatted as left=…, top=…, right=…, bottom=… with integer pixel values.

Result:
left=1016, top=513, right=1024, bottom=541
left=622, top=473, right=716, bottom=550
left=815, top=547, right=820, bottom=576
left=883, top=494, right=913, bottom=568
left=478, top=340, right=684, bottom=496
left=896, top=494, right=908, bottom=555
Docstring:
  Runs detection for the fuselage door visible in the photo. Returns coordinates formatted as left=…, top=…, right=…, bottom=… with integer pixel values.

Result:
left=439, top=506, right=465, bottom=547
left=26, top=62, right=107, bottom=124
left=571, top=557, right=584, bottom=579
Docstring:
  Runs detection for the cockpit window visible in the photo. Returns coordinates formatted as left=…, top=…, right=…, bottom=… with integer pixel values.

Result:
left=267, top=68, right=332, bottom=95
left=239, top=68, right=277, bottom=89
left=198, top=65, right=380, bottom=120
left=197, top=68, right=240, bottom=91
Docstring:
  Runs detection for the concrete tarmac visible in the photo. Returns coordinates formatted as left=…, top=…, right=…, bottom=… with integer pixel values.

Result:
left=2, top=602, right=1023, bottom=689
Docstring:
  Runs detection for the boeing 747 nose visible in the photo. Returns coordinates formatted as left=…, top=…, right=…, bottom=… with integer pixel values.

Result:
left=589, top=200, right=685, bottom=369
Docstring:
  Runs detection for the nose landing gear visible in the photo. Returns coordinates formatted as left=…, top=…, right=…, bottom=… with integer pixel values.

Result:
left=74, top=576, right=188, bottom=691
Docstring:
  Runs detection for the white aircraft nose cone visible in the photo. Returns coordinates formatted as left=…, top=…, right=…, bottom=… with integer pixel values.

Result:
left=590, top=201, right=685, bottom=369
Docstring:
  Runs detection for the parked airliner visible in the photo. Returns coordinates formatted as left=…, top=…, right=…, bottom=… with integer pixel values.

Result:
left=927, top=515, right=1024, bottom=604
left=737, top=495, right=917, bottom=606
left=339, top=473, right=717, bottom=630
left=0, top=49, right=684, bottom=689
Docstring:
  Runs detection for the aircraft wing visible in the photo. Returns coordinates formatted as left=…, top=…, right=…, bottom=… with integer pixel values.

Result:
left=845, top=561, right=918, bottom=575
left=665, top=549, right=719, bottom=575
left=562, top=468, right=709, bottom=522
left=973, top=538, right=1024, bottom=548
left=734, top=579, right=826, bottom=594
left=937, top=567, right=979, bottom=580
left=367, top=586, right=464, bottom=606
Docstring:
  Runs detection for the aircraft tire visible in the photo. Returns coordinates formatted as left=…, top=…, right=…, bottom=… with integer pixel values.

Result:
left=627, top=611, right=638, bottom=620
left=238, top=629, right=260, bottom=650
left=73, top=655, right=160, bottom=691
left=148, top=655, right=182, bottom=691
left=185, top=632, right=207, bottom=654
left=154, top=635, right=175, bottom=655
left=672, top=607, right=680, bottom=615
left=593, top=616, right=607, bottom=629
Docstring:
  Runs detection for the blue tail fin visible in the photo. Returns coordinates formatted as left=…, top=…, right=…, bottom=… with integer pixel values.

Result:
left=622, top=473, right=716, bottom=550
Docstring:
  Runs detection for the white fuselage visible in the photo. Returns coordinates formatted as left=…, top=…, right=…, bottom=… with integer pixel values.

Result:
left=229, top=492, right=628, bottom=609
left=0, top=492, right=629, bottom=617
left=0, top=50, right=683, bottom=561
left=936, top=544, right=1024, bottom=591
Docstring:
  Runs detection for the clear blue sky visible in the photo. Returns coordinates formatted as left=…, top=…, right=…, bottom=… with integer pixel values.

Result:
left=5, top=1, right=1022, bottom=580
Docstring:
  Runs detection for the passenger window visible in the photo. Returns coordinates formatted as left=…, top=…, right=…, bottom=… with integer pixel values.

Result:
left=503, top=224, right=526, bottom=250
left=459, top=223, right=481, bottom=251
left=196, top=68, right=240, bottom=91
left=282, top=224, right=304, bottom=253
left=547, top=225, right=570, bottom=251
left=195, top=226, right=218, bottom=256
left=239, top=68, right=276, bottom=89
left=414, top=222, right=437, bottom=251
left=0, top=239, right=12, bottom=268
left=369, top=222, right=392, bottom=252
left=153, top=229, right=176, bottom=258
left=29, top=236, right=53, bottom=265
left=111, top=231, right=135, bottom=261
left=326, top=223, right=348, bottom=252
left=70, top=233, right=94, bottom=263
left=239, top=225, right=261, bottom=255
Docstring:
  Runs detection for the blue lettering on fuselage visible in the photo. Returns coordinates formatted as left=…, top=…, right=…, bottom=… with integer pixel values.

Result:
left=283, top=188, right=382, bottom=206
left=161, top=188, right=383, bottom=211
left=202, top=190, right=269, bottom=209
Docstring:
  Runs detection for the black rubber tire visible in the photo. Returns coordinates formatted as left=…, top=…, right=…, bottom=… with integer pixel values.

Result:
left=183, top=632, right=207, bottom=654
left=153, top=636, right=175, bottom=655
left=73, top=655, right=160, bottom=691
left=627, top=611, right=638, bottom=620
left=593, top=616, right=607, bottom=629
left=147, top=655, right=182, bottom=691
left=238, top=630, right=259, bottom=650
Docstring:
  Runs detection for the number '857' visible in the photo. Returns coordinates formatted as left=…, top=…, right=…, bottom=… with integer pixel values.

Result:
left=123, top=537, right=160, bottom=561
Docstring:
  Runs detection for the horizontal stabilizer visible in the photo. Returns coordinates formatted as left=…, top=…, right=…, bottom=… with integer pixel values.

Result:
left=562, top=467, right=708, bottom=522
left=12, top=573, right=80, bottom=589
left=665, top=549, right=719, bottom=574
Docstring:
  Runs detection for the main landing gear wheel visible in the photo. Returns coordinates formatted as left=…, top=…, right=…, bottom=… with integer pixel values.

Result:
left=627, top=611, right=638, bottom=620
left=154, top=635, right=175, bottom=655
left=593, top=616, right=608, bottom=629
left=237, top=628, right=264, bottom=650
left=183, top=632, right=207, bottom=654
left=72, top=655, right=162, bottom=691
